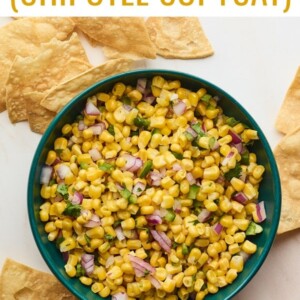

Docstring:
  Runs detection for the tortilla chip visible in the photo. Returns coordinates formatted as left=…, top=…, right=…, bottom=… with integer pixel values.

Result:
left=146, top=17, right=214, bottom=59
left=0, top=17, right=75, bottom=112
left=40, top=58, right=133, bottom=113
left=0, top=258, right=76, bottom=300
left=24, top=92, right=56, bottom=134
left=275, top=67, right=300, bottom=134
left=72, top=17, right=156, bottom=60
left=5, top=32, right=91, bottom=123
left=274, top=126, right=300, bottom=234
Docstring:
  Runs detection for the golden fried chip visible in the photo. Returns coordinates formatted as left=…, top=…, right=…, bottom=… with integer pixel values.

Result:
left=146, top=17, right=214, bottom=59
left=5, top=33, right=91, bottom=123
left=0, top=258, right=76, bottom=300
left=274, top=126, right=300, bottom=234
left=0, top=17, right=75, bottom=112
left=72, top=17, right=156, bottom=60
left=40, top=58, right=133, bottom=113
left=275, top=67, right=300, bottom=134
left=24, top=92, right=56, bottom=134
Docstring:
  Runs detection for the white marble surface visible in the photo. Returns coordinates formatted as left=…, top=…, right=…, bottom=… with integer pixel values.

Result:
left=1, top=17, right=300, bottom=299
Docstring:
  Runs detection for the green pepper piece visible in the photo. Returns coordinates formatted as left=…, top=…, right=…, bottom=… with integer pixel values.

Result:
left=107, top=124, right=115, bottom=136
left=240, top=149, right=250, bottom=165
left=151, top=128, right=161, bottom=135
left=226, top=117, right=240, bottom=127
left=182, top=244, right=189, bottom=255
left=246, top=222, right=263, bottom=236
left=134, top=117, right=150, bottom=128
left=119, top=188, right=131, bottom=200
left=139, top=160, right=153, bottom=178
left=98, top=162, right=114, bottom=172
left=188, top=184, right=200, bottom=200
left=184, top=131, right=194, bottom=142
left=201, top=94, right=212, bottom=103
left=165, top=210, right=176, bottom=222
left=171, top=151, right=183, bottom=160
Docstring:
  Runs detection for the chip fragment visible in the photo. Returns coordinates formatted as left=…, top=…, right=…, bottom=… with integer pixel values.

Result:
left=72, top=17, right=156, bottom=60
left=24, top=92, right=56, bottom=134
left=0, top=17, right=75, bottom=112
left=146, top=17, right=214, bottom=59
left=275, top=67, right=300, bottom=134
left=40, top=58, right=133, bottom=113
left=5, top=32, right=91, bottom=123
left=0, top=258, right=76, bottom=300
left=274, top=126, right=300, bottom=234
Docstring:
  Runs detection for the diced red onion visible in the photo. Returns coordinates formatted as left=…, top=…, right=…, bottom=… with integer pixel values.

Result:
left=84, top=214, right=101, bottom=228
left=173, top=101, right=186, bottom=116
left=149, top=171, right=162, bottom=186
left=256, top=201, right=266, bottom=223
left=89, top=123, right=105, bottom=135
left=78, top=120, right=87, bottom=131
left=115, top=226, right=126, bottom=241
left=150, top=230, right=171, bottom=253
left=202, top=122, right=207, bottom=132
left=57, top=164, right=71, bottom=180
left=71, top=191, right=83, bottom=205
left=85, top=101, right=100, bottom=116
left=152, top=209, right=167, bottom=218
left=89, top=148, right=102, bottom=162
left=123, top=104, right=133, bottom=111
left=233, top=142, right=243, bottom=153
left=212, top=223, right=223, bottom=235
left=147, top=275, right=162, bottom=289
left=62, top=251, right=69, bottom=262
left=146, top=215, right=162, bottom=225
left=128, top=255, right=155, bottom=275
left=216, top=175, right=225, bottom=184
left=81, top=253, right=94, bottom=275
left=173, top=199, right=182, bottom=213
left=198, top=209, right=211, bottom=223
left=40, top=166, right=53, bottom=185
left=112, top=292, right=128, bottom=300
left=144, top=95, right=156, bottom=104
left=229, top=130, right=242, bottom=144
left=186, top=172, right=196, bottom=185
left=122, top=154, right=142, bottom=173
left=105, top=255, right=115, bottom=268
left=131, top=263, right=147, bottom=277
left=221, top=151, right=234, bottom=166
left=132, top=182, right=146, bottom=196
left=186, top=127, right=198, bottom=139
left=233, top=192, right=248, bottom=204
left=211, top=140, right=220, bottom=151
left=136, top=78, right=147, bottom=94
left=172, top=163, right=182, bottom=171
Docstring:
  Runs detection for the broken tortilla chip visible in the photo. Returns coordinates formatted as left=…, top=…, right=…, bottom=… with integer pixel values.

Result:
left=146, top=17, right=214, bottom=59
left=275, top=67, right=300, bottom=134
left=40, top=58, right=133, bottom=113
left=5, top=32, right=91, bottom=123
left=24, top=92, right=56, bottom=134
left=274, top=126, right=300, bottom=234
left=72, top=17, right=156, bottom=60
left=0, top=17, right=75, bottom=112
left=0, top=258, right=76, bottom=300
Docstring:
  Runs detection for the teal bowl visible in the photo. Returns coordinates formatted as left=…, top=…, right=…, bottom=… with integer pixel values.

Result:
left=28, top=69, right=281, bottom=300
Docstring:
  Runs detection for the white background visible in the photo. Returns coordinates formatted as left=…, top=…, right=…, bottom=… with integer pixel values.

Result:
left=0, top=17, right=300, bottom=299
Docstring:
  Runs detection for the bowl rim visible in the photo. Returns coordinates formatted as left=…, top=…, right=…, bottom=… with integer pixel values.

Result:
left=28, top=69, right=281, bottom=300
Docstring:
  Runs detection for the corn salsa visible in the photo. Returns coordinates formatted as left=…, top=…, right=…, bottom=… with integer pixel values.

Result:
left=39, top=76, right=266, bottom=300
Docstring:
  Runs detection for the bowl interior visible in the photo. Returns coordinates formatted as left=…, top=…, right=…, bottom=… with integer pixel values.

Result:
left=28, top=69, right=281, bottom=300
